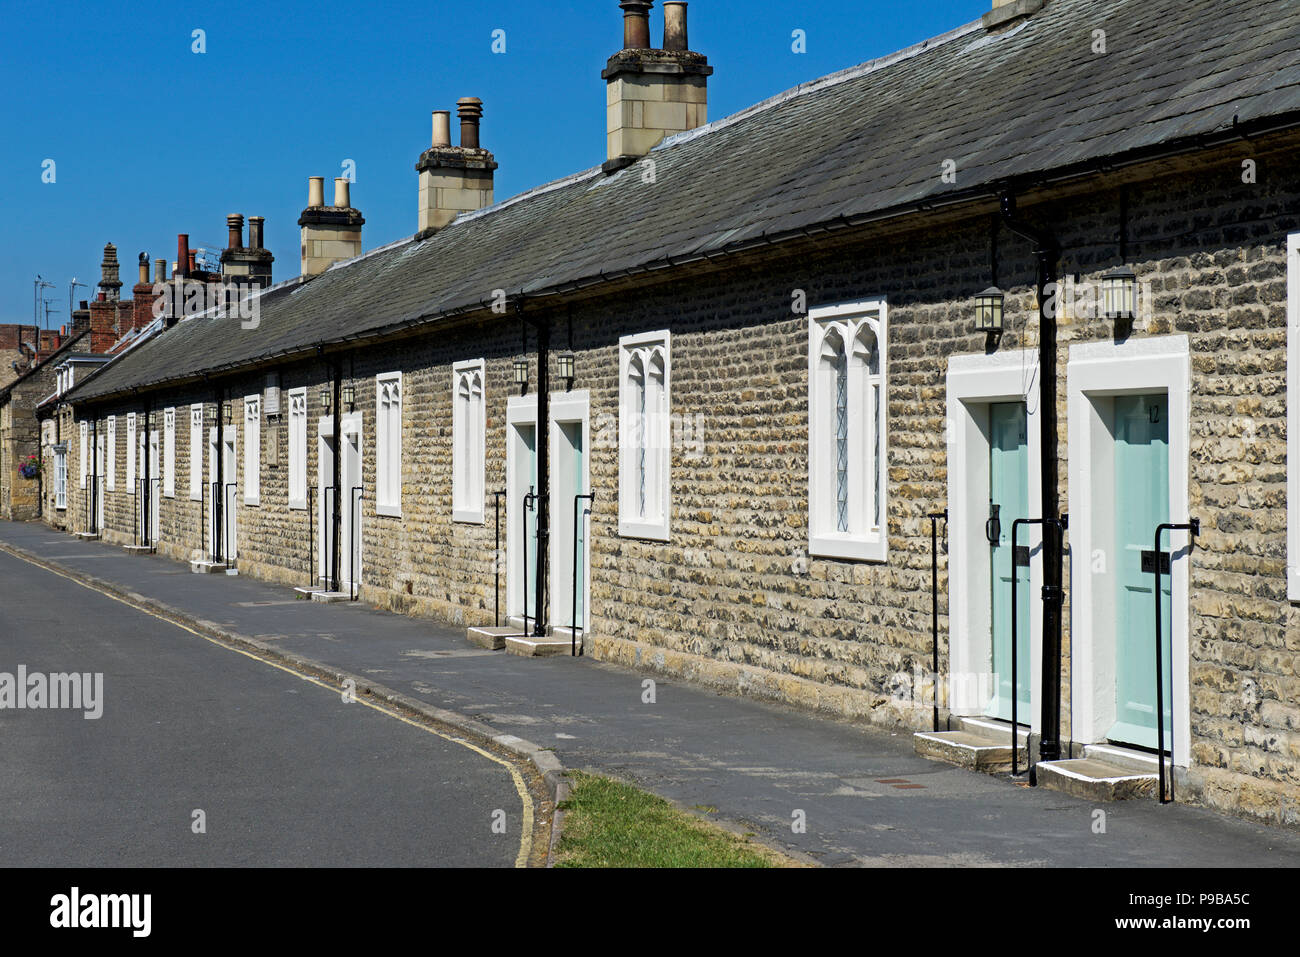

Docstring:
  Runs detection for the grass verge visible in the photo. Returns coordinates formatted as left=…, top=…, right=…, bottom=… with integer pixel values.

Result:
left=553, top=771, right=797, bottom=868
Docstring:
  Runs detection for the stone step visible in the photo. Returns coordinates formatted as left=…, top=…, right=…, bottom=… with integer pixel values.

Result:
left=190, top=560, right=230, bottom=574
left=293, top=586, right=322, bottom=600
left=74, top=532, right=100, bottom=540
left=1082, top=743, right=1171, bottom=776
left=954, top=715, right=1030, bottom=746
left=123, top=545, right=153, bottom=556
left=1035, top=758, right=1157, bottom=801
left=913, top=728, right=1027, bottom=773
left=466, top=626, right=522, bottom=650
left=504, top=635, right=574, bottom=658
left=311, top=591, right=352, bottom=604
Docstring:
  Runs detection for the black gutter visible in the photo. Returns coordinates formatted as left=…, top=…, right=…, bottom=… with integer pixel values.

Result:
left=998, top=191, right=1064, bottom=774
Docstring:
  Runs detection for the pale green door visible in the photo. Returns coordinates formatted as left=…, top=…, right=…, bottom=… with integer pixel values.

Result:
left=1109, top=393, right=1171, bottom=749
left=986, top=402, right=1031, bottom=721
left=557, top=421, right=587, bottom=630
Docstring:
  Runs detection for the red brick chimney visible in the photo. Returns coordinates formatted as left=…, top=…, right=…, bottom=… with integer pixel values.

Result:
left=89, top=295, right=117, bottom=353
left=131, top=252, right=159, bottom=332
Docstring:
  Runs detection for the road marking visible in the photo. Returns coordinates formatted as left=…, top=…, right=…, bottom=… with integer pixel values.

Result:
left=0, top=545, right=537, bottom=868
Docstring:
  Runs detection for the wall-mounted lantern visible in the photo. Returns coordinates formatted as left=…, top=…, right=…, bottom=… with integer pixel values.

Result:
left=223, top=403, right=234, bottom=425
left=342, top=382, right=356, bottom=412
left=1101, top=265, right=1137, bottom=324
left=319, top=385, right=332, bottom=416
left=557, top=351, right=576, bottom=388
left=974, top=286, right=1004, bottom=340
left=513, top=357, right=529, bottom=389
left=204, top=405, right=217, bottom=427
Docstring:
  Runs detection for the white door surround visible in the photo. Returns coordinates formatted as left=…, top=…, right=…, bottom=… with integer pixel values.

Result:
left=946, top=350, right=1044, bottom=723
left=1067, top=335, right=1191, bottom=765
left=506, top=395, right=539, bottom=626
left=549, top=390, right=592, bottom=636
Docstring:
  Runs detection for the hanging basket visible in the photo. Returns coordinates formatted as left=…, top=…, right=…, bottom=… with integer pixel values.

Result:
left=19, top=455, right=41, bottom=479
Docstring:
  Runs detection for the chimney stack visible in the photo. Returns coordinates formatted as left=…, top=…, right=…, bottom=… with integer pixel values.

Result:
left=220, top=212, right=274, bottom=287
left=299, top=176, right=365, bottom=277
left=415, top=98, right=498, bottom=240
left=132, top=251, right=159, bottom=332
left=98, top=243, right=123, bottom=301
left=177, top=234, right=190, bottom=279
left=603, top=0, right=711, bottom=173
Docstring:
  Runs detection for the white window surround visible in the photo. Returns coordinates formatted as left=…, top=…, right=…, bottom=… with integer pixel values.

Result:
left=1287, top=233, right=1300, bottom=601
left=244, top=395, right=260, bottom=506
left=945, top=350, right=1044, bottom=722
left=375, top=372, right=403, bottom=518
left=288, top=388, right=308, bottom=511
left=79, top=421, right=88, bottom=489
left=1067, top=334, right=1191, bottom=766
left=189, top=405, right=203, bottom=501
left=452, top=361, right=485, bottom=524
left=807, top=297, right=888, bottom=562
left=162, top=408, right=176, bottom=498
left=107, top=416, right=116, bottom=491
left=618, top=330, right=671, bottom=541
left=126, top=413, right=137, bottom=494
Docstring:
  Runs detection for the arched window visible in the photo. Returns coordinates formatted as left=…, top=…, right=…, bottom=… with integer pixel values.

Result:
left=376, top=372, right=403, bottom=516
left=808, top=299, right=888, bottom=562
left=452, top=360, right=485, bottom=523
left=620, top=331, right=672, bottom=540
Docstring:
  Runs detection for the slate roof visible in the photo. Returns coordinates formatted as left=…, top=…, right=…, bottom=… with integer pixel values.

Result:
left=70, top=0, right=1300, bottom=403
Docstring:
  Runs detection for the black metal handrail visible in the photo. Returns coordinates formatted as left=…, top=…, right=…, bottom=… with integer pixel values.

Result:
left=350, top=486, right=363, bottom=601
left=1153, top=518, right=1199, bottom=804
left=521, top=487, right=536, bottom=632
left=1010, top=515, right=1067, bottom=777
left=209, top=481, right=220, bottom=562
left=320, top=486, right=336, bottom=590
left=926, top=510, right=947, bottom=731
left=571, top=492, right=596, bottom=657
left=493, top=490, right=506, bottom=627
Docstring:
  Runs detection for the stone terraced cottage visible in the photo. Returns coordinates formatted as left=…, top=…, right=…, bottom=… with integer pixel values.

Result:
left=21, top=0, right=1300, bottom=826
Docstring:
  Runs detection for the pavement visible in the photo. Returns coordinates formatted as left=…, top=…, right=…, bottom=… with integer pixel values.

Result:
left=0, top=539, right=534, bottom=868
left=3, top=519, right=1300, bottom=867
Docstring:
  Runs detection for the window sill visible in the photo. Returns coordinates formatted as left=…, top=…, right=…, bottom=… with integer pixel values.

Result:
left=189, top=492, right=202, bottom=502
left=377, top=503, right=403, bottom=519
left=288, top=499, right=307, bottom=512
left=619, top=518, right=670, bottom=542
left=452, top=508, right=484, bottom=525
left=244, top=496, right=260, bottom=507
left=809, top=532, right=887, bottom=563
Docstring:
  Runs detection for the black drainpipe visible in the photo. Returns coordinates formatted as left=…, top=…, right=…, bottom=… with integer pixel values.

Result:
left=534, top=309, right=550, bottom=638
left=999, top=191, right=1064, bottom=772
left=331, top=359, right=343, bottom=593
left=90, top=417, right=99, bottom=534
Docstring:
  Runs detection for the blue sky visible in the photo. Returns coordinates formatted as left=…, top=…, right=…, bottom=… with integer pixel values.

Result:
left=1, top=0, right=989, bottom=325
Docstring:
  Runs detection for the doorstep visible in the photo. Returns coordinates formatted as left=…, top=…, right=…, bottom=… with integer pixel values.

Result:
left=504, top=635, right=574, bottom=657
left=1035, top=743, right=1166, bottom=801
left=123, top=545, right=153, bottom=556
left=74, top=532, right=100, bottom=541
left=913, top=715, right=1029, bottom=774
left=190, top=560, right=232, bottom=574
left=310, top=591, right=352, bottom=604
left=466, top=626, right=522, bottom=650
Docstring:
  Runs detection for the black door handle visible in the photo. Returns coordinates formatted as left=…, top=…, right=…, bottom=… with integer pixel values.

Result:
left=985, top=503, right=1001, bottom=545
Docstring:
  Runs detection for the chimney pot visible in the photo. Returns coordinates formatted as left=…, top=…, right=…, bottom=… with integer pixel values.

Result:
left=177, top=234, right=190, bottom=278
left=308, top=176, right=325, bottom=208
left=620, top=0, right=653, bottom=50
left=227, top=213, right=245, bottom=249
left=432, top=110, right=451, bottom=148
left=457, top=97, right=484, bottom=149
left=188, top=250, right=197, bottom=274
left=155, top=258, right=167, bottom=283
left=138, top=252, right=150, bottom=285
left=248, top=216, right=265, bottom=249
left=663, top=2, right=688, bottom=51
left=334, top=177, right=351, bottom=209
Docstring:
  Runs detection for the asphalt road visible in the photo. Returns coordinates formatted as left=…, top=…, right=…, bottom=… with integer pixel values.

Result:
left=0, top=549, right=534, bottom=867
